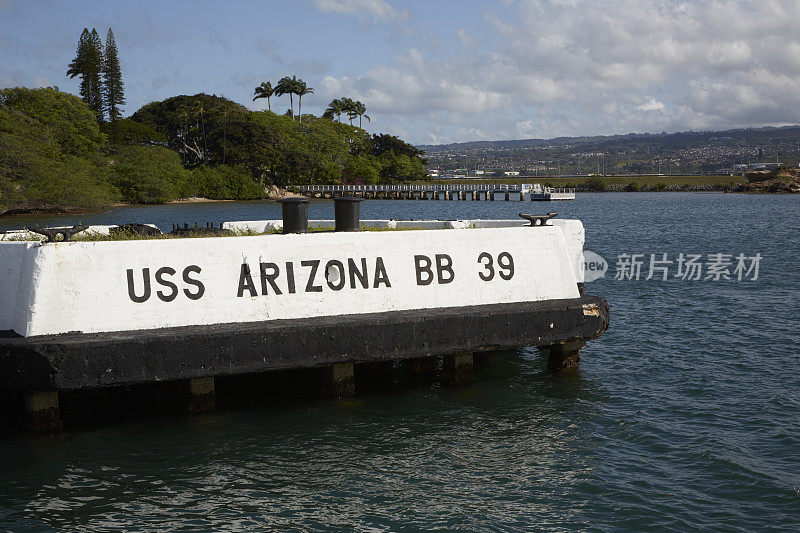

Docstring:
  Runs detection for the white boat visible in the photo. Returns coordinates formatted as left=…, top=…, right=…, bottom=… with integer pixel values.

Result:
left=530, top=184, right=576, bottom=201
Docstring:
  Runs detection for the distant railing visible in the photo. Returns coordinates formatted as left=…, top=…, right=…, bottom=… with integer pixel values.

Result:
left=296, top=183, right=537, bottom=192
left=293, top=184, right=575, bottom=196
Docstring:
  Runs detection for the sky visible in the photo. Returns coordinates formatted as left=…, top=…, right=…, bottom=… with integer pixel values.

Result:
left=2, top=0, right=800, bottom=145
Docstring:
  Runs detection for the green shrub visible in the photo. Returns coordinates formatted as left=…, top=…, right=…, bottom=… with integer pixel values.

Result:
left=189, top=165, right=264, bottom=199
left=584, top=176, right=606, bottom=191
left=0, top=89, right=118, bottom=209
left=106, top=145, right=188, bottom=203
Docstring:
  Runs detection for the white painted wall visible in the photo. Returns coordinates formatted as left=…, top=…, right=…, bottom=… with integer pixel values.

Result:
left=3, top=222, right=585, bottom=337
left=225, top=219, right=585, bottom=281
left=0, top=242, right=37, bottom=330
left=0, top=225, right=141, bottom=241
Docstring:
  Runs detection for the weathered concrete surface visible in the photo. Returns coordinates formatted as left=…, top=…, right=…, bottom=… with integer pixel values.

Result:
left=320, top=362, right=355, bottom=397
left=545, top=341, right=586, bottom=372
left=187, top=377, right=215, bottom=412
left=441, top=353, right=474, bottom=385
left=24, top=390, right=61, bottom=431
left=4, top=224, right=583, bottom=337
left=403, top=356, right=439, bottom=378
left=0, top=296, right=608, bottom=391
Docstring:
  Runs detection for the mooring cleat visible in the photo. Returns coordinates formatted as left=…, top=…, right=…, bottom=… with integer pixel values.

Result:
left=27, top=224, right=89, bottom=243
left=518, top=212, right=558, bottom=226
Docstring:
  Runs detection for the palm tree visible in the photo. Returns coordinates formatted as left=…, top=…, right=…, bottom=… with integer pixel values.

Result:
left=351, top=100, right=370, bottom=128
left=195, top=104, right=208, bottom=164
left=275, top=75, right=302, bottom=120
left=252, top=81, right=274, bottom=111
left=323, top=98, right=344, bottom=121
left=341, top=97, right=357, bottom=126
left=296, top=81, right=314, bottom=124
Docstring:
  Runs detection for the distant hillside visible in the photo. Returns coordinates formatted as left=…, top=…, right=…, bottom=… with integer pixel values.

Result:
left=421, top=126, right=800, bottom=175
left=419, top=126, right=800, bottom=152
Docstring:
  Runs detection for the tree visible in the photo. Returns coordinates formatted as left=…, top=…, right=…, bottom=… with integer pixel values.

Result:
left=100, top=118, right=166, bottom=146
left=131, top=93, right=249, bottom=166
left=377, top=153, right=427, bottom=183
left=0, top=88, right=118, bottom=209
left=1, top=86, right=426, bottom=210
left=85, top=29, right=104, bottom=121
left=296, top=81, right=313, bottom=124
left=350, top=100, right=369, bottom=128
left=66, top=29, right=91, bottom=107
left=66, top=28, right=104, bottom=122
left=107, top=145, right=189, bottom=203
left=340, top=97, right=357, bottom=125
left=189, top=164, right=264, bottom=199
left=371, top=133, right=427, bottom=162
left=323, top=98, right=345, bottom=122
left=274, top=76, right=299, bottom=120
left=102, top=28, right=125, bottom=140
left=252, top=81, right=274, bottom=111
left=1, top=87, right=105, bottom=157
left=343, top=155, right=380, bottom=184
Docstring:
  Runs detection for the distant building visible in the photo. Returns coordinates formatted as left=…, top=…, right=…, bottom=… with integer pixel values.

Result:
left=729, top=162, right=784, bottom=175
left=748, top=162, right=782, bottom=170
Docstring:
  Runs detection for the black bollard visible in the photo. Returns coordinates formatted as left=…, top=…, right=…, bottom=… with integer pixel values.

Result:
left=334, top=197, right=363, bottom=232
left=277, top=197, right=309, bottom=234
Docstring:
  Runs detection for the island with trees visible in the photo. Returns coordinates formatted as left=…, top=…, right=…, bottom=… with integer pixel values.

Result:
left=0, top=28, right=428, bottom=213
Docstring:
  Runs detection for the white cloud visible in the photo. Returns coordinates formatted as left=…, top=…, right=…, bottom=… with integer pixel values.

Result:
left=636, top=97, right=666, bottom=112
left=309, top=0, right=407, bottom=20
left=321, top=0, right=800, bottom=143
left=457, top=29, right=476, bottom=47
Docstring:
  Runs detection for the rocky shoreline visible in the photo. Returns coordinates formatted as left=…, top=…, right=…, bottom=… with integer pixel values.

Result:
left=733, top=168, right=800, bottom=194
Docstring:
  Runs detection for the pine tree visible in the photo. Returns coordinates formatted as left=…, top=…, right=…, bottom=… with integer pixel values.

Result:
left=85, top=29, right=105, bottom=122
left=66, top=29, right=91, bottom=105
left=103, top=28, right=125, bottom=137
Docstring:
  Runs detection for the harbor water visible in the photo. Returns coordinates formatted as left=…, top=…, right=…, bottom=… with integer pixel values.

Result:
left=1, top=193, right=798, bottom=531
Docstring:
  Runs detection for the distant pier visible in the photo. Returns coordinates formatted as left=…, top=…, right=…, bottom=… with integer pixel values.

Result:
left=296, top=183, right=575, bottom=201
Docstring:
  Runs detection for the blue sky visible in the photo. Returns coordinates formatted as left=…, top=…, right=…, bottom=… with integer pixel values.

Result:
left=2, top=0, right=800, bottom=144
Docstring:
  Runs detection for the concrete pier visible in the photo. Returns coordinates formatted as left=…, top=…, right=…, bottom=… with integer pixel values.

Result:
left=545, top=341, right=585, bottom=372
left=321, top=361, right=355, bottom=397
left=403, top=356, right=439, bottom=379
left=24, top=390, right=61, bottom=432
left=188, top=377, right=216, bottom=412
left=0, top=214, right=607, bottom=430
left=441, top=353, right=474, bottom=385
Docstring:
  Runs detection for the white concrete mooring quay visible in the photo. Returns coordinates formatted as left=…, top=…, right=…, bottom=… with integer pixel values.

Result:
left=0, top=198, right=606, bottom=432
left=296, top=183, right=576, bottom=201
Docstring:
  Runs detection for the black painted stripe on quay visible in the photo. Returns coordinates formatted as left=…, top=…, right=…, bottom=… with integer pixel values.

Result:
left=0, top=296, right=609, bottom=390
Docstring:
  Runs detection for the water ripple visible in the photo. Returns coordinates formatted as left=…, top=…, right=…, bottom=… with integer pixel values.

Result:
left=1, top=193, right=799, bottom=531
